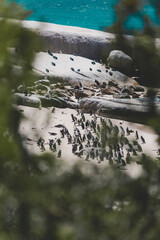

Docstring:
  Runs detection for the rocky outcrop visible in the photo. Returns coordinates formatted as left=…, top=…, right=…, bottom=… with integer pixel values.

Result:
left=14, top=93, right=41, bottom=108
left=14, top=93, right=78, bottom=109
left=22, top=20, right=115, bottom=61
left=80, top=97, right=160, bottom=122
left=107, top=50, right=134, bottom=76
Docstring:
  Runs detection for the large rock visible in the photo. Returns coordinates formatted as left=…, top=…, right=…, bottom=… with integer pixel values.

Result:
left=14, top=93, right=41, bottom=108
left=13, top=93, right=78, bottom=109
left=107, top=50, right=134, bottom=76
left=21, top=20, right=115, bottom=61
left=79, top=97, right=160, bottom=123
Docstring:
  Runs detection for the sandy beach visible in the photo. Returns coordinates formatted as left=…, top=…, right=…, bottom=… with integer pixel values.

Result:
left=18, top=106, right=159, bottom=178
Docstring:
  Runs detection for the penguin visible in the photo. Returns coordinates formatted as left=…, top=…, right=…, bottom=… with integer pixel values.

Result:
left=95, top=79, right=100, bottom=86
left=85, top=120, right=90, bottom=128
left=48, top=132, right=57, bottom=136
left=86, top=140, right=91, bottom=147
left=141, top=136, right=146, bottom=144
left=97, top=69, right=101, bottom=72
left=79, top=81, right=83, bottom=88
left=109, top=71, right=113, bottom=76
left=67, top=134, right=72, bottom=144
left=116, top=144, right=120, bottom=152
left=71, top=114, right=76, bottom=122
left=37, top=137, right=45, bottom=151
left=120, top=126, right=125, bottom=135
left=60, top=129, right=65, bottom=138
left=70, top=57, right=74, bottom=61
left=108, top=119, right=113, bottom=127
left=71, top=67, right=74, bottom=71
left=96, top=149, right=99, bottom=159
left=49, top=139, right=54, bottom=150
left=81, top=122, right=85, bottom=130
left=53, top=142, right=56, bottom=151
left=117, top=151, right=122, bottom=163
left=89, top=149, right=94, bottom=159
left=126, top=151, right=131, bottom=164
left=126, top=127, right=130, bottom=135
left=74, top=85, right=80, bottom=90
left=51, top=62, right=56, bottom=66
left=55, top=124, right=64, bottom=128
left=87, top=131, right=92, bottom=141
left=82, top=134, right=86, bottom=142
left=85, top=153, right=90, bottom=161
left=64, top=128, right=70, bottom=136
left=57, top=150, right=61, bottom=158
left=97, top=124, right=100, bottom=132
left=90, top=110, right=93, bottom=116
left=133, top=149, right=138, bottom=156
left=51, top=107, right=55, bottom=113
left=89, top=68, right=92, bottom=71
left=79, top=143, right=83, bottom=151
left=113, top=125, right=119, bottom=133
left=53, top=55, right=58, bottom=60
left=128, top=143, right=133, bottom=152
left=101, top=82, right=107, bottom=88
left=100, top=153, right=104, bottom=161
left=47, top=50, right=53, bottom=56
left=79, top=150, right=84, bottom=157
left=37, top=137, right=42, bottom=147
left=137, top=143, right=142, bottom=152
left=93, top=139, right=98, bottom=148
left=72, top=144, right=77, bottom=153
left=57, top=138, right=61, bottom=145
left=81, top=112, right=85, bottom=122
left=114, top=150, right=118, bottom=161
left=136, top=131, right=139, bottom=139
left=76, top=108, right=80, bottom=115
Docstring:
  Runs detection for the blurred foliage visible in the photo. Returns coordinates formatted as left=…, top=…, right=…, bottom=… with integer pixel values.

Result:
left=108, top=0, right=160, bottom=89
left=0, top=1, right=160, bottom=240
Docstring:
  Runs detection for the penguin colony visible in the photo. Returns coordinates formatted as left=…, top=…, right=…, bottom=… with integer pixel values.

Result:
left=36, top=110, right=157, bottom=167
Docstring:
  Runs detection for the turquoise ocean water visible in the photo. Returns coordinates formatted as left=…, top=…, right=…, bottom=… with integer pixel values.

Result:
left=12, top=0, right=160, bottom=31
